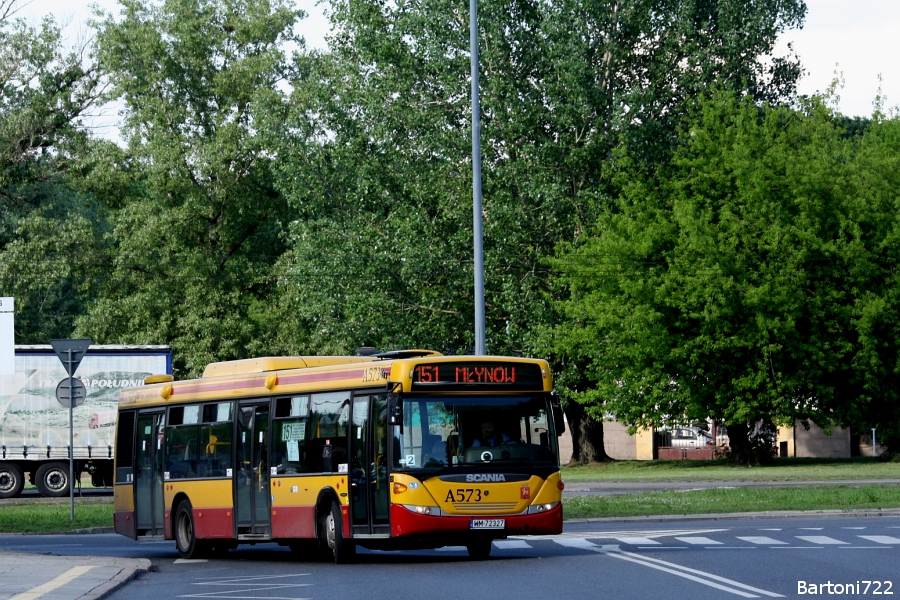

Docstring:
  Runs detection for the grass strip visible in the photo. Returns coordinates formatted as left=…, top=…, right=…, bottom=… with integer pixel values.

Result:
left=0, top=503, right=113, bottom=534
left=561, top=457, right=900, bottom=483
left=563, top=483, right=900, bottom=519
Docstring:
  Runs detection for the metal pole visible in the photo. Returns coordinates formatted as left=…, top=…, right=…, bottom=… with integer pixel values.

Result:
left=872, top=428, right=877, bottom=458
left=68, top=350, right=75, bottom=520
left=470, top=0, right=486, bottom=355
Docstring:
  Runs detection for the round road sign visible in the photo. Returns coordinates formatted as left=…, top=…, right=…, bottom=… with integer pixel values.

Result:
left=56, top=378, right=87, bottom=408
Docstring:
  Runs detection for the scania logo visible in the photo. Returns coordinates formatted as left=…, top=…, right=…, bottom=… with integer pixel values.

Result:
left=465, top=474, right=506, bottom=482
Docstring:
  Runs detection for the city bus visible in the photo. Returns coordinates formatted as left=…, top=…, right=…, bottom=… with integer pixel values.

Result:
left=113, top=350, right=565, bottom=562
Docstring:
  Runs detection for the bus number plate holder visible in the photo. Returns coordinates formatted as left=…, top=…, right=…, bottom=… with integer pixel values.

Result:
left=470, top=519, right=504, bottom=530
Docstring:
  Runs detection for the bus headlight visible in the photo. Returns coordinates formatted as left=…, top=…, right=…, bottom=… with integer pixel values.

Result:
left=402, top=504, right=444, bottom=516
left=527, top=502, right=559, bottom=514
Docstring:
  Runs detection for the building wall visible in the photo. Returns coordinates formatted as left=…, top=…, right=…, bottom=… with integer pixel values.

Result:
left=556, top=418, right=654, bottom=463
left=603, top=420, right=637, bottom=460
left=777, top=421, right=851, bottom=458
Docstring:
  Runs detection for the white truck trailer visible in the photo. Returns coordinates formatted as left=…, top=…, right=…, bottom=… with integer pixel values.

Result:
left=0, top=345, right=171, bottom=497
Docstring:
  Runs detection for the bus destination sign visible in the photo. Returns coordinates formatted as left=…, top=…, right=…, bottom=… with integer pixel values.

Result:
left=411, top=362, right=544, bottom=391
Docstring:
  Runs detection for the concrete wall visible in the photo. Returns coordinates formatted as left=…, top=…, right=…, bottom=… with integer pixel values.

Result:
left=556, top=418, right=654, bottom=463
left=603, top=419, right=637, bottom=460
left=777, top=421, right=851, bottom=458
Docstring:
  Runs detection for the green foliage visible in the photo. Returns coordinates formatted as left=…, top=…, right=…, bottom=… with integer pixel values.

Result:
left=0, top=0, right=106, bottom=342
left=78, top=0, right=303, bottom=375
left=270, top=0, right=806, bottom=361
left=552, top=91, right=900, bottom=454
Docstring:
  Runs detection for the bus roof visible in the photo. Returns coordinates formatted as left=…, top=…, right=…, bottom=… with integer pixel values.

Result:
left=120, top=353, right=552, bottom=407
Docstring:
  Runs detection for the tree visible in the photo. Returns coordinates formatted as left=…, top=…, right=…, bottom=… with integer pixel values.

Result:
left=550, top=90, right=900, bottom=460
left=77, top=0, right=302, bottom=375
left=271, top=0, right=807, bottom=462
left=0, top=0, right=105, bottom=342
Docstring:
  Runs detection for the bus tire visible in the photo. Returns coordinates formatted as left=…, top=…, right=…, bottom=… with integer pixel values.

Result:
left=322, top=500, right=355, bottom=564
left=174, top=500, right=208, bottom=559
left=466, top=539, right=493, bottom=560
left=34, top=462, right=70, bottom=497
left=0, top=463, right=24, bottom=498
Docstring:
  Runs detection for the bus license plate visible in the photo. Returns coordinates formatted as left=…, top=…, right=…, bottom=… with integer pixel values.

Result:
left=470, top=519, right=505, bottom=530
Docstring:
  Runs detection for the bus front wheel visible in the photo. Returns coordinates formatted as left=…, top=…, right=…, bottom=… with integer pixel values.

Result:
left=174, top=500, right=208, bottom=559
left=322, top=500, right=355, bottom=564
left=467, top=539, right=493, bottom=560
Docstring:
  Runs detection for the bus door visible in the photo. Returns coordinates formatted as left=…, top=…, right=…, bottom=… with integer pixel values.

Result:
left=234, top=402, right=271, bottom=537
left=134, top=411, right=165, bottom=537
left=349, top=393, right=390, bottom=536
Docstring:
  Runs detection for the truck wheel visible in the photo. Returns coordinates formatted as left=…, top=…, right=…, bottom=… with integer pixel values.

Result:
left=0, top=463, right=24, bottom=498
left=35, top=462, right=70, bottom=497
left=174, top=500, right=209, bottom=559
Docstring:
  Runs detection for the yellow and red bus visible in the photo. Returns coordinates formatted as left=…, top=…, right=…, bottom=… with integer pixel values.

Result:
left=113, top=350, right=565, bottom=562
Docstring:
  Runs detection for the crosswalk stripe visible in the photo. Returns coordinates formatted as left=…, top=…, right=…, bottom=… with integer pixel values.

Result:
left=676, top=537, right=723, bottom=545
left=796, top=536, right=848, bottom=545
left=737, top=536, right=787, bottom=545
left=858, top=535, right=900, bottom=544
left=615, top=537, right=660, bottom=545
left=493, top=540, right=531, bottom=549
left=553, top=538, right=599, bottom=549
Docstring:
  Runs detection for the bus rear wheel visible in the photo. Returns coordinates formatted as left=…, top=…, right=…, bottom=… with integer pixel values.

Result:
left=321, top=500, right=355, bottom=564
left=174, top=500, right=209, bottom=559
left=467, top=539, right=493, bottom=560
left=35, top=462, right=70, bottom=497
left=0, top=463, right=24, bottom=498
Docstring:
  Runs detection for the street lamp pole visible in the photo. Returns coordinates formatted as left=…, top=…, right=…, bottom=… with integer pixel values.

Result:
left=470, top=0, right=486, bottom=355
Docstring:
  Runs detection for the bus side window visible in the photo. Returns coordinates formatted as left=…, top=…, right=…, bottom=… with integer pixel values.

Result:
left=274, top=396, right=309, bottom=474
left=201, top=402, right=233, bottom=477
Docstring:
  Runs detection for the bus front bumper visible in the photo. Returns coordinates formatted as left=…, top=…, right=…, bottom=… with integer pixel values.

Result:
left=390, top=502, right=563, bottom=538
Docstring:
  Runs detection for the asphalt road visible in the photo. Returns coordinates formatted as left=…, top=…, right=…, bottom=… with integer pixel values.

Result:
left=1, top=514, right=897, bottom=599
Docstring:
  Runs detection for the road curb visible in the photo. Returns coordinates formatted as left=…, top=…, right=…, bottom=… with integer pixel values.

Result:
left=81, top=558, right=153, bottom=600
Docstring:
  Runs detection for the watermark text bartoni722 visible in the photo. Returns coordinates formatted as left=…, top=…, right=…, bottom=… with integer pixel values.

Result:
left=798, top=581, right=893, bottom=595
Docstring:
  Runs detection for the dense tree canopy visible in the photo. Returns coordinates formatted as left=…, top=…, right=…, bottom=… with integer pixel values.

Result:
left=268, top=0, right=806, bottom=460
left=75, top=0, right=302, bottom=375
left=551, top=92, right=900, bottom=455
left=9, top=0, right=898, bottom=456
left=0, top=0, right=105, bottom=342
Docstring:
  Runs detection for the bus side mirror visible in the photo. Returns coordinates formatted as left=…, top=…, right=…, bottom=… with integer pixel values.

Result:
left=389, top=396, right=403, bottom=427
left=552, top=405, right=566, bottom=436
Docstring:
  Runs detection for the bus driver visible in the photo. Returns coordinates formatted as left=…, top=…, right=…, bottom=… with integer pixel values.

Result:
left=472, top=420, right=511, bottom=447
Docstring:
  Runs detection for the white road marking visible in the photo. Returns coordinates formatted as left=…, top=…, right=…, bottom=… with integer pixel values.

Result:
left=183, top=574, right=313, bottom=599
left=597, top=547, right=784, bottom=598
left=615, top=537, right=660, bottom=545
left=493, top=540, right=531, bottom=549
left=798, top=528, right=823, bottom=531
left=795, top=536, right=848, bottom=545
left=758, top=528, right=782, bottom=531
left=858, top=535, right=900, bottom=544
left=175, top=559, right=209, bottom=564
left=842, top=527, right=867, bottom=530
left=553, top=538, right=599, bottom=549
left=737, top=537, right=787, bottom=545
left=676, top=537, right=723, bottom=545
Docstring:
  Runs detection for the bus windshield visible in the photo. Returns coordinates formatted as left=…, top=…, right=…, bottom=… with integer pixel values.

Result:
left=395, top=395, right=559, bottom=470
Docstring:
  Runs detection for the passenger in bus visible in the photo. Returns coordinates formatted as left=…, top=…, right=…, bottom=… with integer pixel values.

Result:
left=472, top=421, right=512, bottom=447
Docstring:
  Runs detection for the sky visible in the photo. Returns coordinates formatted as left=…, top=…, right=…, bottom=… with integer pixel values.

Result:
left=13, top=0, right=900, bottom=121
